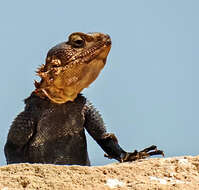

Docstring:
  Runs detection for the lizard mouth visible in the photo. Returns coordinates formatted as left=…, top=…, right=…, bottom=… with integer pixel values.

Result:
left=35, top=32, right=111, bottom=104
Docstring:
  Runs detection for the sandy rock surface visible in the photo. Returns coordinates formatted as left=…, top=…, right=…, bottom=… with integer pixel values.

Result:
left=0, top=155, right=199, bottom=190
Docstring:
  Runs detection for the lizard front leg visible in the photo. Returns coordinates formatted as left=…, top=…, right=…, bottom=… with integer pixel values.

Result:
left=84, top=101, right=164, bottom=163
left=4, top=108, right=36, bottom=164
left=100, top=133, right=164, bottom=162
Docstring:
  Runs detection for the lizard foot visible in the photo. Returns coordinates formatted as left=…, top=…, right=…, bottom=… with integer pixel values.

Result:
left=121, top=145, right=164, bottom=162
left=104, top=145, right=164, bottom=162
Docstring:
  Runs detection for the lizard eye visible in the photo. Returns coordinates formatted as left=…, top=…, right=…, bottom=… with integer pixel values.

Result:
left=69, top=34, right=85, bottom=48
left=72, top=39, right=85, bottom=48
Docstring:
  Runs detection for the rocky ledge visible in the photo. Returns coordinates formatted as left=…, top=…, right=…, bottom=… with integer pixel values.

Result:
left=0, top=155, right=199, bottom=190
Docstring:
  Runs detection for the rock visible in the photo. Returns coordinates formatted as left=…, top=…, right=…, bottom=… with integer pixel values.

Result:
left=0, top=155, right=199, bottom=189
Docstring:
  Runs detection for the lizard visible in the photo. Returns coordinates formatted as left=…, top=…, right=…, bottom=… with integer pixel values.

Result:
left=4, top=32, right=164, bottom=166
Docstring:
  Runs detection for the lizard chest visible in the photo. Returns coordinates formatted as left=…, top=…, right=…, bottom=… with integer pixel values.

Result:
left=30, top=100, right=86, bottom=147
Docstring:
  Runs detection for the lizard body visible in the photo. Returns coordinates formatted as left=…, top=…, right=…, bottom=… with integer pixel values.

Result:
left=4, top=32, right=163, bottom=165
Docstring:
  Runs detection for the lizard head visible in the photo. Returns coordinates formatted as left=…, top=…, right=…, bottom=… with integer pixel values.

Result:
left=34, top=32, right=111, bottom=104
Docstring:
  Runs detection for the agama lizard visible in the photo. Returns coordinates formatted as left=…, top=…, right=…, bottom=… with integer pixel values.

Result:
left=4, top=32, right=163, bottom=165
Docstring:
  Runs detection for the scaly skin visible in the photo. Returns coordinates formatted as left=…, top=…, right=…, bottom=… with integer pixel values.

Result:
left=4, top=32, right=163, bottom=165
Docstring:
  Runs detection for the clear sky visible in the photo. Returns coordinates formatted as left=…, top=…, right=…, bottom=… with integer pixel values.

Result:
left=0, top=0, right=198, bottom=166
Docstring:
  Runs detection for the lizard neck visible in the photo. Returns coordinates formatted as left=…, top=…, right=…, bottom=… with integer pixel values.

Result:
left=34, top=87, right=79, bottom=104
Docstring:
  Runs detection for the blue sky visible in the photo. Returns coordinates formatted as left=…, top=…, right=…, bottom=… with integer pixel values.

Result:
left=0, top=0, right=198, bottom=165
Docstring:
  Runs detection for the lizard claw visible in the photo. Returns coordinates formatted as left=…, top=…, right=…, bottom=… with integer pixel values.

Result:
left=121, top=145, right=164, bottom=162
left=104, top=153, right=113, bottom=159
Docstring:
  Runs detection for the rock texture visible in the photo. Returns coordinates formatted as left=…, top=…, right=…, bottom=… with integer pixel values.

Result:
left=0, top=156, right=199, bottom=190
